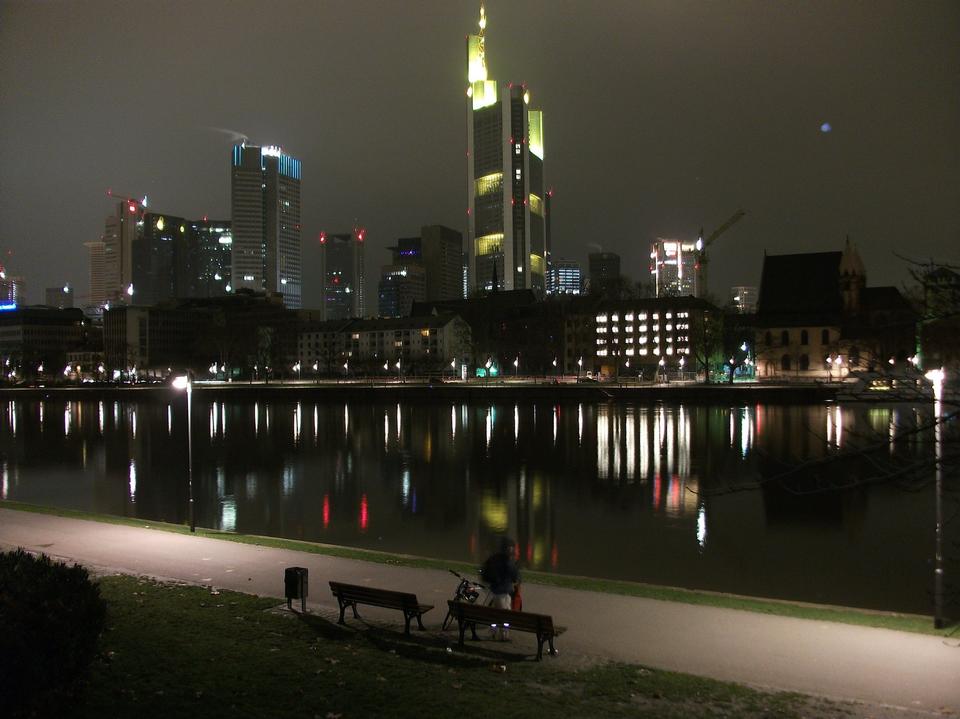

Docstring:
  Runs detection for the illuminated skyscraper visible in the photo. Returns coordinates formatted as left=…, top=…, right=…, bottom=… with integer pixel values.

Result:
left=85, top=240, right=106, bottom=308
left=231, top=144, right=302, bottom=308
left=319, top=228, right=366, bottom=320
left=102, top=198, right=143, bottom=303
left=466, top=5, right=547, bottom=296
left=651, top=239, right=701, bottom=298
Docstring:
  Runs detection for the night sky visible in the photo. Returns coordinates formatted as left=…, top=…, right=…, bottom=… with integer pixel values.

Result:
left=1, top=0, right=957, bottom=308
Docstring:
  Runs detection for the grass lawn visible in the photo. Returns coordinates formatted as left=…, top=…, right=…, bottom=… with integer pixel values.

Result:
left=72, top=575, right=848, bottom=719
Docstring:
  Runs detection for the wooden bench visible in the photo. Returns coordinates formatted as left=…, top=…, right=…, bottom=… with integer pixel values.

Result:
left=445, top=600, right=562, bottom=660
left=329, top=581, right=433, bottom=635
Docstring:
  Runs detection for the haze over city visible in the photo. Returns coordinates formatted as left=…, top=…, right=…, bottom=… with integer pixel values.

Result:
left=1, top=0, right=957, bottom=306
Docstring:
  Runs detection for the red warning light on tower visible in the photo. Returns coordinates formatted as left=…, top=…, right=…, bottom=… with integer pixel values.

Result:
left=319, top=231, right=327, bottom=244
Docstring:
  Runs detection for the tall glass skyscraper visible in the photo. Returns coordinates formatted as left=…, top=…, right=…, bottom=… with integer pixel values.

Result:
left=465, top=5, right=547, bottom=296
left=319, top=228, right=366, bottom=320
left=230, top=144, right=302, bottom=308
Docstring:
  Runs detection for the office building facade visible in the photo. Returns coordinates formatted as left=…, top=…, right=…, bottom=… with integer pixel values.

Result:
left=103, top=198, right=143, bottom=303
left=231, top=144, right=302, bottom=308
left=549, top=259, right=582, bottom=295
left=319, top=229, right=366, bottom=320
left=651, top=239, right=700, bottom=297
left=421, top=225, right=464, bottom=301
left=465, top=5, right=547, bottom=296
left=85, top=240, right=107, bottom=308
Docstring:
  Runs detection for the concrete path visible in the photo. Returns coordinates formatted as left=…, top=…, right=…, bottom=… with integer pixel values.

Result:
left=2, top=508, right=958, bottom=715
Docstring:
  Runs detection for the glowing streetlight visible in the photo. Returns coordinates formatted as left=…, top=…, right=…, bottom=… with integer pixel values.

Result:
left=172, top=374, right=195, bottom=533
left=513, top=356, right=519, bottom=377
left=293, top=361, right=302, bottom=380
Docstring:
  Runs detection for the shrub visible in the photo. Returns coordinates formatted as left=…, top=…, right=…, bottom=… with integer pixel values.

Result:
left=0, top=549, right=106, bottom=717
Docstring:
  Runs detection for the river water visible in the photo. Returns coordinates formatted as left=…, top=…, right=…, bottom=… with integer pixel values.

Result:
left=0, top=396, right=951, bottom=614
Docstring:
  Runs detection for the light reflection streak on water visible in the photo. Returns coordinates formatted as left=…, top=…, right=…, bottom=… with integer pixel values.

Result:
left=1, top=460, right=8, bottom=500
left=98, top=401, right=104, bottom=434
left=282, top=466, right=295, bottom=496
left=254, top=402, right=260, bottom=436
left=826, top=407, right=833, bottom=445
left=113, top=401, right=119, bottom=425
left=697, top=503, right=707, bottom=550
left=666, top=411, right=674, bottom=477
left=128, top=460, right=136, bottom=503
left=8, top=401, right=15, bottom=437
left=577, top=404, right=583, bottom=445
left=396, top=404, right=401, bottom=440
left=485, top=407, right=492, bottom=449
left=64, top=403, right=71, bottom=435
left=740, top=407, right=750, bottom=458
left=220, top=496, right=236, bottom=532
left=835, top=406, right=843, bottom=448
left=167, top=405, right=172, bottom=435
left=677, top=407, right=689, bottom=478
left=266, top=406, right=271, bottom=433
left=514, top=404, right=519, bottom=444
left=639, top=411, right=649, bottom=479
left=890, top=409, right=898, bottom=454
left=344, top=404, right=349, bottom=435
left=314, top=405, right=319, bottom=444
left=294, top=402, right=302, bottom=445
left=626, top=412, right=635, bottom=479
left=246, top=473, right=256, bottom=499
left=384, top=410, right=389, bottom=450
left=131, top=408, right=136, bottom=439
left=519, top=467, right=526, bottom=503
left=39, top=402, right=44, bottom=430
left=597, top=410, right=609, bottom=479
left=322, top=493, right=330, bottom=529
left=653, top=409, right=662, bottom=477
left=451, top=405, right=456, bottom=439
left=221, top=402, right=227, bottom=436
left=552, top=406, right=557, bottom=446
left=729, top=409, right=735, bottom=448
left=401, top=467, right=411, bottom=507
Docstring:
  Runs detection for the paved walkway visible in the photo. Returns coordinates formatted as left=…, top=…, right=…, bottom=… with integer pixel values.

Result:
left=2, top=508, right=958, bottom=715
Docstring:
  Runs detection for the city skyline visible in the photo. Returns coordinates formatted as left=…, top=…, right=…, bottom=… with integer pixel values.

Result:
left=0, top=0, right=957, bottom=307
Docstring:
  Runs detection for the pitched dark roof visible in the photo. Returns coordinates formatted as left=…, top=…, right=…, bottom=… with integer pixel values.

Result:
left=758, top=252, right=842, bottom=316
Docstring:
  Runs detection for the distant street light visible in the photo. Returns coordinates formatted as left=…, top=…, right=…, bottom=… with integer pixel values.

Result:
left=513, top=356, right=519, bottom=377
left=172, top=374, right=195, bottom=533
left=395, top=359, right=402, bottom=382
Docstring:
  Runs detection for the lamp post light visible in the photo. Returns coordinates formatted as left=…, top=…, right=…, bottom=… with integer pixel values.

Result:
left=171, top=374, right=195, bottom=533
left=342, top=360, right=349, bottom=380
left=926, top=368, right=946, bottom=628
left=450, top=357, right=457, bottom=381
left=293, top=361, right=302, bottom=381
left=513, top=356, right=519, bottom=378
left=658, top=357, right=666, bottom=383
left=395, top=359, right=402, bottom=382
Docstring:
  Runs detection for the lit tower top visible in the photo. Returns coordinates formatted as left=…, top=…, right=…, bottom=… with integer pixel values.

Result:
left=467, top=4, right=496, bottom=109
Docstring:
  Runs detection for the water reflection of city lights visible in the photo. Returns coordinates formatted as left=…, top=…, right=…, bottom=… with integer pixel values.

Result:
left=597, top=411, right=609, bottom=479
left=64, top=404, right=71, bottom=435
left=314, top=405, right=319, bottom=444
left=167, top=405, right=172, bottom=435
left=359, top=494, right=369, bottom=532
left=481, top=492, right=508, bottom=531
left=552, top=405, right=558, bottom=445
left=396, top=403, right=401, bottom=440
left=98, top=401, right=104, bottom=434
left=578, top=404, right=583, bottom=445
left=697, top=503, right=707, bottom=550
left=254, top=402, right=259, bottom=436
left=128, top=460, right=137, bottom=503
left=344, top=404, right=349, bottom=435
left=383, top=410, right=389, bottom=451
left=294, top=402, right=302, bottom=444
left=131, top=408, right=137, bottom=439
left=0, top=460, right=7, bottom=500
left=835, top=406, right=843, bottom=447
left=514, top=404, right=519, bottom=443
left=221, top=402, right=227, bottom=435
left=322, top=493, right=330, bottom=529
left=485, top=407, right=492, bottom=449
left=282, top=466, right=295, bottom=496
left=220, top=496, right=236, bottom=532
left=246, top=473, right=257, bottom=499
left=113, top=401, right=119, bottom=425
left=401, top=468, right=411, bottom=507
left=39, top=402, right=44, bottom=430
left=451, top=404, right=456, bottom=439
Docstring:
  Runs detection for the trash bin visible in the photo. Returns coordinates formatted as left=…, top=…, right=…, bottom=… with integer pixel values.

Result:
left=284, top=566, right=308, bottom=612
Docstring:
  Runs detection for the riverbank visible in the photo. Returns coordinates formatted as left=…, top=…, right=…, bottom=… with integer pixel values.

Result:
left=3, top=505, right=958, bottom=714
left=0, top=500, right=945, bottom=636
left=0, top=379, right=838, bottom=404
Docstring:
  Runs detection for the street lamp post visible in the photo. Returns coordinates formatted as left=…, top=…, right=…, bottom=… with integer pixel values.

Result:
left=926, top=368, right=946, bottom=628
left=513, top=356, right=519, bottom=378
left=172, top=375, right=195, bottom=533
left=342, top=360, right=349, bottom=381
left=395, top=359, right=402, bottom=382
left=577, top=356, right=583, bottom=381
left=450, top=357, right=457, bottom=381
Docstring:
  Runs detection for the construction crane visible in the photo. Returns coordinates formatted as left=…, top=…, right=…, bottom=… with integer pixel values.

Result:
left=105, top=188, right=147, bottom=215
left=696, top=209, right=746, bottom=297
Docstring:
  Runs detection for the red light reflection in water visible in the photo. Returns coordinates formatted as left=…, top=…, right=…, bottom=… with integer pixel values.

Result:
left=322, top=494, right=330, bottom=529
left=514, top=543, right=520, bottom=561
left=359, top=494, right=369, bottom=532
left=550, top=542, right=558, bottom=569
left=526, top=543, right=533, bottom=563
left=755, top=403, right=764, bottom=437
left=653, top=474, right=662, bottom=509
left=469, top=533, right=476, bottom=554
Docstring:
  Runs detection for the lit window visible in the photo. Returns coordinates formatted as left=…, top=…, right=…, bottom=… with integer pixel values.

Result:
left=625, top=313, right=634, bottom=321
left=596, top=338, right=605, bottom=345
left=515, top=144, right=521, bottom=155
left=611, top=326, right=619, bottom=333
left=666, top=324, right=673, bottom=331
left=639, top=324, right=647, bottom=332
left=640, top=348, right=648, bottom=356
left=625, top=337, right=634, bottom=344
left=626, top=348, right=635, bottom=356
left=596, top=315, right=607, bottom=323
left=654, top=336, right=661, bottom=344
left=639, top=313, right=648, bottom=320
left=515, top=168, right=521, bottom=181
left=653, top=347, right=660, bottom=355
left=639, top=335, right=647, bottom=344
left=666, top=347, right=674, bottom=355
left=611, top=314, right=619, bottom=322
left=598, top=349, right=608, bottom=356
left=666, top=313, right=673, bottom=319
left=625, top=326, right=633, bottom=333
